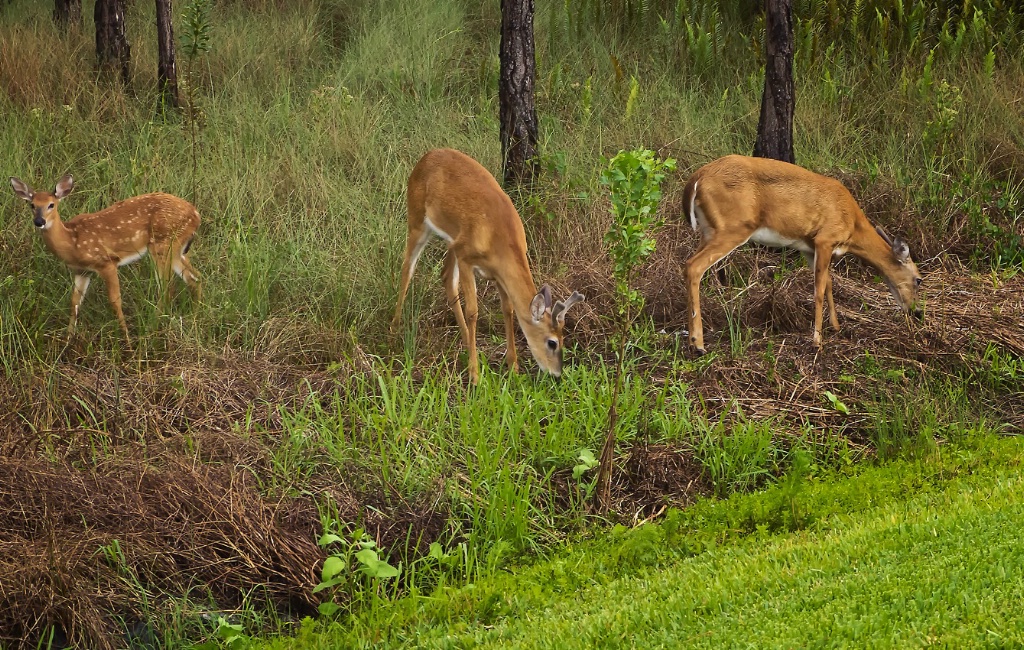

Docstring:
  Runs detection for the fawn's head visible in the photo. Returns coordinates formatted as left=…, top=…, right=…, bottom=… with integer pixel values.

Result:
left=521, top=285, right=586, bottom=378
left=875, top=225, right=924, bottom=320
left=10, top=175, right=74, bottom=230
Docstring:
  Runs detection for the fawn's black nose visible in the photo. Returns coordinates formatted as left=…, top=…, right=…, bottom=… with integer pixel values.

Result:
left=33, top=215, right=45, bottom=228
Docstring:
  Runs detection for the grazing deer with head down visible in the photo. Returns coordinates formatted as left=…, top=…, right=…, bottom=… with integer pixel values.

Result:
left=391, top=148, right=585, bottom=384
left=681, top=154, right=923, bottom=353
left=10, top=175, right=201, bottom=343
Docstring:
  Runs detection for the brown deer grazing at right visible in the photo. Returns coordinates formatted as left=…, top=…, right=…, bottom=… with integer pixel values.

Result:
left=681, top=154, right=923, bottom=353
left=391, top=148, right=585, bottom=384
left=10, top=175, right=201, bottom=344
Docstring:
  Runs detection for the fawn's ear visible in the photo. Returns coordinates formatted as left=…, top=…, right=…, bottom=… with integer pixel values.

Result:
left=10, top=177, right=33, bottom=201
left=54, top=175, right=74, bottom=199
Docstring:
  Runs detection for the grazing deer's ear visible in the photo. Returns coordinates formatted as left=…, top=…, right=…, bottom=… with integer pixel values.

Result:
left=530, top=291, right=547, bottom=322
left=54, top=175, right=74, bottom=199
left=552, top=291, right=585, bottom=325
left=892, top=237, right=911, bottom=262
left=10, top=177, right=33, bottom=201
left=875, top=225, right=894, bottom=247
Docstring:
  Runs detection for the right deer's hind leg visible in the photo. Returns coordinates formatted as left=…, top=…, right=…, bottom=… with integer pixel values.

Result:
left=684, top=229, right=753, bottom=354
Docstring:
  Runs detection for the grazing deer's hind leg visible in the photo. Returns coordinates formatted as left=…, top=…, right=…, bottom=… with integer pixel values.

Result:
left=495, top=283, right=518, bottom=373
left=684, top=229, right=754, bottom=354
left=392, top=224, right=430, bottom=332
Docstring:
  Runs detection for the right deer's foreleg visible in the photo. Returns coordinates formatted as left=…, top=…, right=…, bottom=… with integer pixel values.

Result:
left=69, top=273, right=92, bottom=334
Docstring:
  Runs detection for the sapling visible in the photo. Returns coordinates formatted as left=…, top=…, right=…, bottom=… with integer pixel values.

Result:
left=595, top=148, right=675, bottom=512
left=180, top=0, right=212, bottom=203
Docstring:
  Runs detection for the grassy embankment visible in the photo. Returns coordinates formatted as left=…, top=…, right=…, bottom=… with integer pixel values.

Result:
left=0, top=0, right=1022, bottom=647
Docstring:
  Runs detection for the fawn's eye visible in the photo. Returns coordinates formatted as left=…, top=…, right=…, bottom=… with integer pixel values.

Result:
left=915, top=277, right=923, bottom=287
left=546, top=339, right=558, bottom=351
left=47, top=203, right=54, bottom=209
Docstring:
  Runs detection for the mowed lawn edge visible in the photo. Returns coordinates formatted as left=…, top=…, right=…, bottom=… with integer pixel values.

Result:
left=263, top=435, right=1024, bottom=649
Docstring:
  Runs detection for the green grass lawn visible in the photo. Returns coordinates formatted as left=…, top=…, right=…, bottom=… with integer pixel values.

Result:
left=263, top=435, right=1024, bottom=649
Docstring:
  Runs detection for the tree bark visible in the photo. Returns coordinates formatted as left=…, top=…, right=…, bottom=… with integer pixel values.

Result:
left=95, top=0, right=131, bottom=85
left=156, top=0, right=179, bottom=109
left=499, top=0, right=539, bottom=187
left=753, top=0, right=795, bottom=164
left=53, top=0, right=81, bottom=26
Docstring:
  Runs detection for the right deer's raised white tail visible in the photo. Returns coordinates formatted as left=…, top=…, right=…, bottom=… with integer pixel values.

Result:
left=391, top=148, right=585, bottom=384
left=10, top=175, right=201, bottom=344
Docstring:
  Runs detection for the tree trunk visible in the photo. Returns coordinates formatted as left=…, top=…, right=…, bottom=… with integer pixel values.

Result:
left=95, top=0, right=131, bottom=85
left=499, top=0, right=539, bottom=187
left=156, top=0, right=179, bottom=109
left=53, top=0, right=81, bottom=26
left=753, top=0, right=795, bottom=164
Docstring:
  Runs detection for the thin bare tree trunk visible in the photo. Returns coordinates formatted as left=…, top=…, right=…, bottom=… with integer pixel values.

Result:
left=499, top=0, right=539, bottom=187
left=53, top=0, right=81, bottom=26
left=753, top=0, right=795, bottom=164
left=156, top=0, right=179, bottom=109
left=95, top=0, right=131, bottom=85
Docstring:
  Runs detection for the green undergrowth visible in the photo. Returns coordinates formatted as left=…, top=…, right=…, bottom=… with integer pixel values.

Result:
left=256, top=433, right=1024, bottom=649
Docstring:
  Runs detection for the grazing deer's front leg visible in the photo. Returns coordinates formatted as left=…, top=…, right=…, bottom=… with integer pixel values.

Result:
left=98, top=264, right=130, bottom=343
left=495, top=283, right=518, bottom=373
left=441, top=250, right=471, bottom=351
left=457, top=259, right=480, bottom=384
left=685, top=230, right=752, bottom=353
left=812, top=243, right=834, bottom=347
left=69, top=273, right=91, bottom=334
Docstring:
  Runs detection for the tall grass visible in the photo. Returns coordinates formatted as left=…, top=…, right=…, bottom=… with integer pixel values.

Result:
left=1, top=0, right=1021, bottom=369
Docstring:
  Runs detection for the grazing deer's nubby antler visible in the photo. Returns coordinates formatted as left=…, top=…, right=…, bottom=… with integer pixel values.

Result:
left=392, top=149, right=585, bottom=384
left=10, top=175, right=201, bottom=344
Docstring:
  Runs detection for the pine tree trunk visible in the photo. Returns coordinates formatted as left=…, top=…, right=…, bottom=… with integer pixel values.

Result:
left=499, top=0, right=539, bottom=187
left=156, top=0, right=179, bottom=109
left=753, top=0, right=795, bottom=164
left=95, top=0, right=131, bottom=85
left=53, top=0, right=81, bottom=26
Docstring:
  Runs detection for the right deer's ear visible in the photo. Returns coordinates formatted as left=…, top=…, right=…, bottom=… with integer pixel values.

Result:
left=10, top=177, right=33, bottom=201
left=54, top=175, right=74, bottom=199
